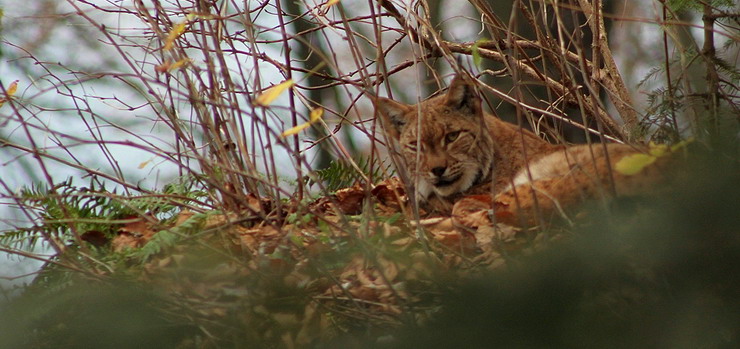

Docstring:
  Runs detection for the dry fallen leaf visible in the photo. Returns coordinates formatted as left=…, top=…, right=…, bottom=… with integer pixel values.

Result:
left=431, top=230, right=477, bottom=253
left=173, top=210, right=196, bottom=226
left=80, top=230, right=108, bottom=247
left=239, top=225, right=282, bottom=253
left=371, top=177, right=407, bottom=211
left=112, top=215, right=158, bottom=252
left=310, top=183, right=366, bottom=215
left=111, top=233, right=140, bottom=252
left=245, top=193, right=263, bottom=213
left=334, top=184, right=365, bottom=214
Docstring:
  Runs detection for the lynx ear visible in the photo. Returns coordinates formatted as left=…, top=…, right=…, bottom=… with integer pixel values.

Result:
left=445, top=74, right=482, bottom=117
left=373, top=97, right=412, bottom=140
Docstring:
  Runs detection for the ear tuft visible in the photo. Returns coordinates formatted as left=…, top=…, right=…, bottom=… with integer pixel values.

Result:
left=373, top=97, right=411, bottom=140
left=445, top=74, right=482, bottom=116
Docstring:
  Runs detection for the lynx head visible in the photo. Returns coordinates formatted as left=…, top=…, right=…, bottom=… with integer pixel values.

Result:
left=374, top=74, right=493, bottom=198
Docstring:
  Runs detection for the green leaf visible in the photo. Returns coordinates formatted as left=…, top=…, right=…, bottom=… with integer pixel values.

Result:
left=289, top=234, right=304, bottom=246
left=471, top=40, right=489, bottom=68
left=616, top=139, right=692, bottom=176
left=615, top=153, right=658, bottom=176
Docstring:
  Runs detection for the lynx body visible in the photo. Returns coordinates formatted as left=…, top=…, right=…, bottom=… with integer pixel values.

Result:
left=375, top=74, right=669, bottom=224
left=375, top=75, right=557, bottom=202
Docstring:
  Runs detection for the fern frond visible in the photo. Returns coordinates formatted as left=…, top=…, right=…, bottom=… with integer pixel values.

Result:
left=310, top=156, right=394, bottom=192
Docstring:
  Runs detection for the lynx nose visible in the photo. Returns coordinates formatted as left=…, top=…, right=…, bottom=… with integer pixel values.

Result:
left=431, top=166, right=446, bottom=177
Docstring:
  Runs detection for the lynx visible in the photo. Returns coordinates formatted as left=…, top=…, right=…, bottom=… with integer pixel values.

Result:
left=374, top=75, right=558, bottom=210
left=375, top=74, right=672, bottom=226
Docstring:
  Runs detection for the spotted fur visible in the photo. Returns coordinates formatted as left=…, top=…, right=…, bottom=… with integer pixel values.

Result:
left=374, top=74, right=557, bottom=209
left=375, top=74, right=674, bottom=223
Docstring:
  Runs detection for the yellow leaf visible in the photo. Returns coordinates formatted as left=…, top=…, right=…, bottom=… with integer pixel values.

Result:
left=254, top=79, right=294, bottom=106
left=281, top=107, right=324, bottom=137
left=186, top=12, right=214, bottom=21
left=648, top=142, right=669, bottom=157
left=6, top=80, right=18, bottom=96
left=169, top=58, right=192, bottom=71
left=281, top=123, right=311, bottom=137
left=615, top=153, right=657, bottom=176
left=138, top=157, right=155, bottom=169
left=326, top=0, right=340, bottom=7
left=309, top=107, right=324, bottom=122
left=0, top=80, right=18, bottom=109
left=155, top=60, right=171, bottom=73
left=670, top=138, right=694, bottom=152
left=154, top=58, right=192, bottom=73
left=164, top=20, right=188, bottom=51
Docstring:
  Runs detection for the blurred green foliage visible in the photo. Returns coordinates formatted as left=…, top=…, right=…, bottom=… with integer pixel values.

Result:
left=0, top=280, right=195, bottom=349
left=2, top=145, right=737, bottom=348
left=383, top=146, right=740, bottom=349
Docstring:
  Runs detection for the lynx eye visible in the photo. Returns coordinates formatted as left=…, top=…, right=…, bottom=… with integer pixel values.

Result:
left=445, top=131, right=461, bottom=144
left=406, top=141, right=419, bottom=151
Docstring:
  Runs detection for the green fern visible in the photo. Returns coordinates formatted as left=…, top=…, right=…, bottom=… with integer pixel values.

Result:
left=0, top=176, right=208, bottom=250
left=309, top=156, right=394, bottom=192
